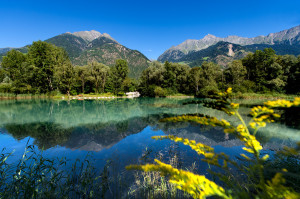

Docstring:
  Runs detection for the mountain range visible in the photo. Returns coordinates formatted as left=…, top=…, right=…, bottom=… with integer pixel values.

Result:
left=0, top=30, right=150, bottom=78
left=1, top=25, right=300, bottom=76
left=158, top=25, right=300, bottom=66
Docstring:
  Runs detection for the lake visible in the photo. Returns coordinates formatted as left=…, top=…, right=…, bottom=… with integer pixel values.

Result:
left=0, top=98, right=299, bottom=195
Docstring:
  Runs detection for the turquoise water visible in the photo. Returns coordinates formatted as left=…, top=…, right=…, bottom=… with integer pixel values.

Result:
left=0, top=98, right=299, bottom=172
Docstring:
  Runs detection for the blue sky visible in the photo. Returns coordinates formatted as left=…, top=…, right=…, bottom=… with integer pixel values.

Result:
left=1, top=0, right=300, bottom=59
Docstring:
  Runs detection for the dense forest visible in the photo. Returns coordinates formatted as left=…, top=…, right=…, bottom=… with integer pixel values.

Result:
left=0, top=41, right=299, bottom=97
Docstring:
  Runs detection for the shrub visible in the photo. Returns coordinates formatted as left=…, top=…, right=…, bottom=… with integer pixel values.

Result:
left=70, top=90, right=77, bottom=96
left=0, top=83, right=12, bottom=93
left=196, top=86, right=219, bottom=98
left=117, top=92, right=125, bottom=96
left=154, top=86, right=167, bottom=97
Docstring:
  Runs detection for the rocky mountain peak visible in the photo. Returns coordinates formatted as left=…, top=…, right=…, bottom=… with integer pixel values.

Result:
left=100, top=33, right=118, bottom=43
left=203, top=34, right=217, bottom=40
left=72, top=30, right=102, bottom=42
left=158, top=25, right=300, bottom=62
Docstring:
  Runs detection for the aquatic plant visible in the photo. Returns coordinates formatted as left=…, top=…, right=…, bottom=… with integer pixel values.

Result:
left=127, top=88, right=300, bottom=198
left=0, top=144, right=111, bottom=198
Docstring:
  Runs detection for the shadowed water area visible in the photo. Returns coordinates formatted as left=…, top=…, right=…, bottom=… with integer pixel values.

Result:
left=0, top=98, right=299, bottom=188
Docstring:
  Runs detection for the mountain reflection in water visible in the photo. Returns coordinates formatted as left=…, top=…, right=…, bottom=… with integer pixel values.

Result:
left=0, top=98, right=299, bottom=158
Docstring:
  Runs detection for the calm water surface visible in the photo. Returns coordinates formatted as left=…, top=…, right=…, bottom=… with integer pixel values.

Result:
left=0, top=98, right=299, bottom=173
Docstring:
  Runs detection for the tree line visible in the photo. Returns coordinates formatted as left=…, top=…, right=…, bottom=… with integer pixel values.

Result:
left=0, top=41, right=299, bottom=97
left=138, top=48, right=300, bottom=96
left=0, top=41, right=135, bottom=96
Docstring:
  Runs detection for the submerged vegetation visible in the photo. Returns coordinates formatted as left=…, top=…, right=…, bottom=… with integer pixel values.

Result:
left=127, top=88, right=300, bottom=198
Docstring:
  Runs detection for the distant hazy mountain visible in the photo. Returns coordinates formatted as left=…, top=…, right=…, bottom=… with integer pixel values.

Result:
left=0, top=47, right=13, bottom=54
left=158, top=25, right=300, bottom=63
left=0, top=30, right=150, bottom=78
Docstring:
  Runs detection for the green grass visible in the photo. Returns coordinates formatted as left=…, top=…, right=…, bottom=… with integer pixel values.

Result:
left=0, top=93, right=49, bottom=99
left=78, top=92, right=117, bottom=97
left=232, top=92, right=299, bottom=99
left=52, top=93, right=119, bottom=99
left=166, top=93, right=194, bottom=98
left=0, top=92, right=119, bottom=100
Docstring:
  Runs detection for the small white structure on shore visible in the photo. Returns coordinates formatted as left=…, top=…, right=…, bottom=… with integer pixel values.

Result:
left=125, top=92, right=140, bottom=98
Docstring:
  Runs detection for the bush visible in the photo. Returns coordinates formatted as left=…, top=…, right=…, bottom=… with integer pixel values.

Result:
left=196, top=86, right=219, bottom=98
left=154, top=86, right=167, bottom=97
left=138, top=84, right=156, bottom=97
left=0, top=83, right=12, bottom=93
left=117, top=92, right=125, bottom=96
left=232, top=84, right=248, bottom=93
left=49, top=90, right=62, bottom=97
left=70, top=90, right=77, bottom=96
left=241, top=80, right=256, bottom=92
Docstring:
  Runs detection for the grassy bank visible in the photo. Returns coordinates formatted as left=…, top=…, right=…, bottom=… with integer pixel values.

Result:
left=166, top=93, right=194, bottom=98
left=0, top=93, right=50, bottom=99
left=0, top=92, right=121, bottom=100
left=52, top=92, right=118, bottom=100
left=231, top=92, right=299, bottom=99
left=1, top=92, right=299, bottom=100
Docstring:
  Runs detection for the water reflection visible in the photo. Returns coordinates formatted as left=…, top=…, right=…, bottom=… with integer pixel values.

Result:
left=0, top=98, right=299, bottom=154
left=5, top=122, right=72, bottom=149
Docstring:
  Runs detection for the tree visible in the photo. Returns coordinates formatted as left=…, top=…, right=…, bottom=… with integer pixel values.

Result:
left=89, top=61, right=110, bottom=94
left=0, top=67, right=5, bottom=83
left=55, top=56, right=75, bottom=96
left=286, top=56, right=300, bottom=94
left=227, top=60, right=247, bottom=86
left=198, top=62, right=222, bottom=94
left=122, top=77, right=137, bottom=92
left=110, top=59, right=129, bottom=94
left=75, top=65, right=89, bottom=94
left=27, top=41, right=71, bottom=93
left=242, top=48, right=278, bottom=92
left=1, top=49, right=30, bottom=93
left=189, top=67, right=201, bottom=94
left=172, top=63, right=190, bottom=94
left=163, top=61, right=176, bottom=91
left=2, top=50, right=26, bottom=80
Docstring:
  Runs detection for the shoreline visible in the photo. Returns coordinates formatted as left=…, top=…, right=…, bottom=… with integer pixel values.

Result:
left=0, top=93, right=298, bottom=100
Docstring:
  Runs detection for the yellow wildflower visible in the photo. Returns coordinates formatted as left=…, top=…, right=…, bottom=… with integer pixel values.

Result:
left=230, top=103, right=239, bottom=109
left=257, top=122, right=266, bottom=127
left=226, top=87, right=232, bottom=94
left=262, top=154, right=270, bottom=160
left=264, top=99, right=293, bottom=108
left=249, top=122, right=256, bottom=129
left=294, top=97, right=300, bottom=106
left=126, top=159, right=231, bottom=199
left=153, top=135, right=214, bottom=156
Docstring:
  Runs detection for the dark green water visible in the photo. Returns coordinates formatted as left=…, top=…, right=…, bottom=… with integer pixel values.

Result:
left=0, top=98, right=299, bottom=172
